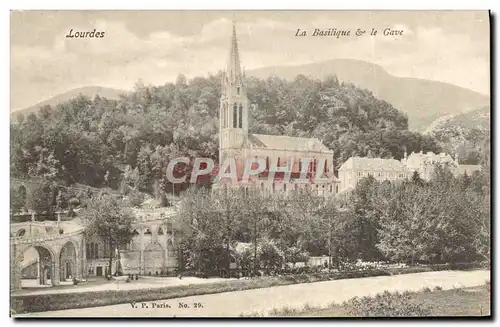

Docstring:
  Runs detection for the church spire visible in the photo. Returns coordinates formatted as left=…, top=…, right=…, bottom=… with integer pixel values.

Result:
left=226, top=21, right=243, bottom=85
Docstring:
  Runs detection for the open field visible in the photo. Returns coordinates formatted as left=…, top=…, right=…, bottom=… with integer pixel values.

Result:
left=16, top=269, right=490, bottom=317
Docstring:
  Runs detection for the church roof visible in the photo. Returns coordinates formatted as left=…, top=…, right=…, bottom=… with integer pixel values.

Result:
left=248, top=134, right=332, bottom=153
left=339, top=157, right=408, bottom=172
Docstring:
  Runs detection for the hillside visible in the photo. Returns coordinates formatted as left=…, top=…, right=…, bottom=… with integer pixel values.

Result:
left=425, top=105, right=490, bottom=165
left=12, top=86, right=126, bottom=117
left=425, top=106, right=491, bottom=134
left=248, top=59, right=490, bottom=131
left=11, top=74, right=443, bottom=193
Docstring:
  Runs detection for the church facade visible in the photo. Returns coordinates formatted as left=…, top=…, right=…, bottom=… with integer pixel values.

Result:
left=218, top=23, right=340, bottom=195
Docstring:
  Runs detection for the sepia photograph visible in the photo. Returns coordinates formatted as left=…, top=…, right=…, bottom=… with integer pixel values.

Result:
left=9, top=10, right=491, bottom=318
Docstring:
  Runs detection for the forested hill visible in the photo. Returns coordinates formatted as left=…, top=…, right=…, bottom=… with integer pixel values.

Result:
left=425, top=105, right=490, bottom=165
left=249, top=59, right=490, bottom=131
left=10, top=73, right=442, bottom=194
left=13, top=86, right=125, bottom=117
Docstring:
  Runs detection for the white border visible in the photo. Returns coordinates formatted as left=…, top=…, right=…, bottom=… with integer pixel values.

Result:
left=2, top=1, right=498, bottom=326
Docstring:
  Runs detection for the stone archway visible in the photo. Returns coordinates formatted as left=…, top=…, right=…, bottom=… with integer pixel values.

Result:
left=18, top=245, right=57, bottom=288
left=59, top=241, right=77, bottom=281
left=143, top=242, right=164, bottom=276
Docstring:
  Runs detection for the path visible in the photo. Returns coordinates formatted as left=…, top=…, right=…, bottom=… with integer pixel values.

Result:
left=19, top=270, right=490, bottom=317
left=16, top=276, right=236, bottom=296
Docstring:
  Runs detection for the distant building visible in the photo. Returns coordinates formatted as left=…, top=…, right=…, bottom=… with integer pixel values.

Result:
left=217, top=22, right=339, bottom=195
left=403, top=151, right=458, bottom=181
left=339, top=150, right=483, bottom=191
left=338, top=157, right=410, bottom=191
left=11, top=202, right=180, bottom=291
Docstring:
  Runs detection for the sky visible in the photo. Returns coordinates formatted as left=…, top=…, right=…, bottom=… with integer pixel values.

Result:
left=10, top=10, right=490, bottom=111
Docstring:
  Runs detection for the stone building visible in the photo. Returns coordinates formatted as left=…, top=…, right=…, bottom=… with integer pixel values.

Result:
left=10, top=204, right=179, bottom=291
left=338, top=157, right=410, bottom=191
left=119, top=207, right=178, bottom=276
left=83, top=206, right=178, bottom=277
left=402, top=151, right=458, bottom=181
left=217, top=23, right=339, bottom=195
left=338, top=150, right=483, bottom=192
left=10, top=215, right=85, bottom=291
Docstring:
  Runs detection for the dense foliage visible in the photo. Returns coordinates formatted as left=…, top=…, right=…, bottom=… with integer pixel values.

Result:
left=11, top=73, right=442, bottom=203
left=176, top=164, right=490, bottom=275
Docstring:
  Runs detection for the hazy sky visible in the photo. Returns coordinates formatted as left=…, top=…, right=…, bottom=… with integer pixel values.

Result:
left=11, top=10, right=490, bottom=110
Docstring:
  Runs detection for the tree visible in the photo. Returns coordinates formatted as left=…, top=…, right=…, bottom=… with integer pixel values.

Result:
left=286, top=246, right=309, bottom=268
left=259, top=238, right=284, bottom=273
left=411, top=171, right=424, bottom=186
left=239, top=188, right=271, bottom=275
left=176, top=186, right=225, bottom=274
left=83, top=193, right=135, bottom=275
left=347, top=176, right=383, bottom=261
left=137, top=144, right=153, bottom=191
left=25, top=180, right=55, bottom=214
left=10, top=185, right=26, bottom=213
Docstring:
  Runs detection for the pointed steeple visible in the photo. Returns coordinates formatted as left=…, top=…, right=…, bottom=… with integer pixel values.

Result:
left=226, top=21, right=243, bottom=85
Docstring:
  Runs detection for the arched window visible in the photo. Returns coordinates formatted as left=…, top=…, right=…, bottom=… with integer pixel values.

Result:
left=238, top=104, right=243, bottom=128
left=158, top=227, right=164, bottom=235
left=233, top=103, right=237, bottom=128
left=237, top=86, right=240, bottom=95
left=283, top=183, right=287, bottom=192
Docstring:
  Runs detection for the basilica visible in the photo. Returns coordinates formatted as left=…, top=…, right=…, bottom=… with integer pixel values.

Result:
left=218, top=23, right=340, bottom=195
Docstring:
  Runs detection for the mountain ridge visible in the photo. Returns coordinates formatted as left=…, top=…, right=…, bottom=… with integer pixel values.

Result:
left=12, top=86, right=126, bottom=117
left=247, top=59, right=489, bottom=131
left=13, top=59, right=489, bottom=132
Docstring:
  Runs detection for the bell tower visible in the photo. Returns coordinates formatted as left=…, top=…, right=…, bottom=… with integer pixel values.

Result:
left=219, top=21, right=249, bottom=162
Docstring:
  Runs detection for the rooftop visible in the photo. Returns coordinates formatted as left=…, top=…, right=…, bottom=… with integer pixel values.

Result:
left=249, top=134, right=331, bottom=153
left=339, top=157, right=408, bottom=171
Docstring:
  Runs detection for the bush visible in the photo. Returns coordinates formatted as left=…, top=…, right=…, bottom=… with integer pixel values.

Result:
left=342, top=291, right=431, bottom=317
left=68, top=197, right=80, bottom=208
left=125, top=189, right=144, bottom=207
